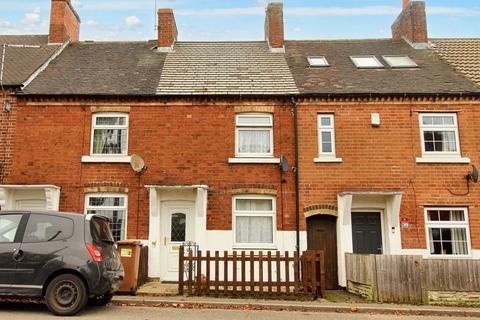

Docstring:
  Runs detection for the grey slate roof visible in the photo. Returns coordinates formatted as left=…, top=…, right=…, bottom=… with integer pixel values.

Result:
left=285, top=39, right=480, bottom=95
left=157, top=42, right=299, bottom=95
left=432, top=39, right=480, bottom=86
left=0, top=35, right=60, bottom=86
left=24, top=41, right=167, bottom=95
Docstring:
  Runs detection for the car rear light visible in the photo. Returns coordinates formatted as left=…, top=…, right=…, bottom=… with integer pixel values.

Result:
left=86, top=243, right=104, bottom=262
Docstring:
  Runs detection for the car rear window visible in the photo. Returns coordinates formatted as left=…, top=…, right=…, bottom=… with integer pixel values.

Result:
left=90, top=216, right=115, bottom=244
left=23, top=214, right=74, bottom=243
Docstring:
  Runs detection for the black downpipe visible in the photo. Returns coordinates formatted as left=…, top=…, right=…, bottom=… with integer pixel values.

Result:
left=291, top=97, right=300, bottom=254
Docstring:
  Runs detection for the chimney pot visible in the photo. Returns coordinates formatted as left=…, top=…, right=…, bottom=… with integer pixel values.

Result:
left=264, top=2, right=284, bottom=51
left=157, top=8, right=178, bottom=50
left=48, top=0, right=81, bottom=44
left=403, top=0, right=410, bottom=9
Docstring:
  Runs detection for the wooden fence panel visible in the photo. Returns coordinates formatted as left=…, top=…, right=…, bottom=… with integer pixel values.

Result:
left=178, top=248, right=324, bottom=299
left=346, top=253, right=480, bottom=304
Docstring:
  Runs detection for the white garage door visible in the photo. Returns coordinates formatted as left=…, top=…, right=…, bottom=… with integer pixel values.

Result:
left=15, top=199, right=47, bottom=210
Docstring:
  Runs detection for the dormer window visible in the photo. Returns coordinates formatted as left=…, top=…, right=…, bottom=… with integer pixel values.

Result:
left=307, top=56, right=329, bottom=67
left=382, top=55, right=418, bottom=68
left=350, top=55, right=383, bottom=69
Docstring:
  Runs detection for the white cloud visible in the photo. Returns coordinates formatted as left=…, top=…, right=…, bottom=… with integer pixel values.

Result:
left=85, top=20, right=99, bottom=26
left=125, top=16, right=142, bottom=26
left=71, top=0, right=83, bottom=8
left=22, top=7, right=41, bottom=24
left=0, top=20, right=11, bottom=28
left=176, top=7, right=264, bottom=16
left=293, top=27, right=301, bottom=33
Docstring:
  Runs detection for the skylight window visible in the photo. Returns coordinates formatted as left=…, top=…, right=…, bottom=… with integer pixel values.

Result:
left=350, top=55, right=383, bottom=69
left=307, top=56, right=329, bottom=67
left=382, top=55, right=418, bottom=68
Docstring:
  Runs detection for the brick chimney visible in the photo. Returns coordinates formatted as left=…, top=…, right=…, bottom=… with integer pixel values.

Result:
left=157, top=9, right=178, bottom=51
left=48, top=0, right=81, bottom=44
left=265, top=2, right=284, bottom=52
left=391, top=1, right=428, bottom=48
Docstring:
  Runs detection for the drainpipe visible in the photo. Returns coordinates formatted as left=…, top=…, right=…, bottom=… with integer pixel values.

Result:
left=291, top=96, right=300, bottom=254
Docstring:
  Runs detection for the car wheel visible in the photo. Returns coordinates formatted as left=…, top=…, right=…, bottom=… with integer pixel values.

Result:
left=45, top=274, right=88, bottom=316
left=88, top=293, right=113, bottom=306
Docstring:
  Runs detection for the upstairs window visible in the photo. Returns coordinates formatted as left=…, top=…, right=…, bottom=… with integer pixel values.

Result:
left=350, top=55, right=383, bottom=69
left=382, top=55, right=417, bottom=68
left=317, top=114, right=337, bottom=158
left=307, top=56, right=329, bottom=67
left=236, top=114, right=273, bottom=157
left=419, top=113, right=460, bottom=156
left=91, top=113, right=129, bottom=156
left=425, top=208, right=470, bottom=256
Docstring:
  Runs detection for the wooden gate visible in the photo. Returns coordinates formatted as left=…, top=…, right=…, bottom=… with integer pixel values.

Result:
left=178, top=247, right=324, bottom=299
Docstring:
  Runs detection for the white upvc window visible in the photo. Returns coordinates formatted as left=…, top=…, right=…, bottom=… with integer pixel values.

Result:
left=85, top=193, right=128, bottom=241
left=233, top=195, right=276, bottom=248
left=91, top=113, right=129, bottom=156
left=235, top=114, right=273, bottom=158
left=314, top=114, right=342, bottom=163
left=419, top=113, right=460, bottom=157
left=425, top=207, right=471, bottom=257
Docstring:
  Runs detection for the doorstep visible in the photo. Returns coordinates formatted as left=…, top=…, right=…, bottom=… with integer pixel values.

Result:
left=111, top=295, right=480, bottom=317
left=135, top=281, right=178, bottom=297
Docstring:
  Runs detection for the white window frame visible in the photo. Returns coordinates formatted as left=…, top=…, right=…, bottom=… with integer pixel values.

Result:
left=350, top=55, right=384, bottom=69
left=90, top=113, right=129, bottom=156
left=419, top=113, right=461, bottom=158
left=232, top=195, right=276, bottom=249
left=84, top=193, right=128, bottom=241
left=314, top=114, right=342, bottom=163
left=307, top=56, right=329, bottom=67
left=424, top=207, right=471, bottom=258
left=235, top=113, right=274, bottom=158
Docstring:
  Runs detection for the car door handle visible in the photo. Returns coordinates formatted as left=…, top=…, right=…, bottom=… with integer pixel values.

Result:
left=13, top=249, right=24, bottom=262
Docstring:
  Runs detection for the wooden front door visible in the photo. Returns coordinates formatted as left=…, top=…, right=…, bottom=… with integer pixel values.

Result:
left=307, top=215, right=338, bottom=289
left=351, top=212, right=383, bottom=254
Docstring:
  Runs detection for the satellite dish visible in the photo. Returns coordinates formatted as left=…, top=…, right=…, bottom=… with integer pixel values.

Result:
left=130, top=154, right=145, bottom=173
left=279, top=156, right=289, bottom=172
left=470, top=165, right=478, bottom=183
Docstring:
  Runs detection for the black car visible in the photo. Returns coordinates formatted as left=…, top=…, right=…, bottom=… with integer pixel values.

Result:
left=0, top=211, right=124, bottom=316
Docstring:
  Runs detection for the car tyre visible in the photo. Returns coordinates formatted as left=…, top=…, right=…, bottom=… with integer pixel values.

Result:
left=88, top=293, right=113, bottom=306
left=45, top=274, right=88, bottom=316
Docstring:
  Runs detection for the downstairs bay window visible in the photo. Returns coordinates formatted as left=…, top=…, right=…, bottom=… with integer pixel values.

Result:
left=233, top=195, right=276, bottom=248
left=85, top=194, right=127, bottom=241
left=425, top=207, right=471, bottom=257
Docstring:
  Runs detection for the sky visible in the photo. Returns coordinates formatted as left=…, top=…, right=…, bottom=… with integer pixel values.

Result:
left=0, top=0, right=478, bottom=41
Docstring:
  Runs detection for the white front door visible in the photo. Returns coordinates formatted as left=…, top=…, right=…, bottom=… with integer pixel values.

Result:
left=160, top=201, right=195, bottom=282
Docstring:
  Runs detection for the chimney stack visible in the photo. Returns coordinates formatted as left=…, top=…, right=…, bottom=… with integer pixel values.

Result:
left=157, top=9, right=178, bottom=51
left=48, top=0, right=81, bottom=44
left=265, top=2, right=284, bottom=52
left=391, top=1, right=428, bottom=48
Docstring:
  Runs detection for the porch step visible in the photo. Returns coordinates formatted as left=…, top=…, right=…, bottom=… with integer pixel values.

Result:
left=136, top=281, right=178, bottom=297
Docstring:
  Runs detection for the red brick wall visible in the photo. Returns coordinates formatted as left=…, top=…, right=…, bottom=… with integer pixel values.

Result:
left=49, top=0, right=80, bottom=43
left=0, top=92, right=17, bottom=184
left=8, top=98, right=296, bottom=239
left=297, top=98, right=480, bottom=250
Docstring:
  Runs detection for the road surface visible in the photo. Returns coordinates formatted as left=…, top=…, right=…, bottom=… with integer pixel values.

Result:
left=0, top=303, right=477, bottom=320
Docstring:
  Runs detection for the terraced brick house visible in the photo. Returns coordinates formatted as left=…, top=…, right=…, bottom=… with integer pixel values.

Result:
left=284, top=1, right=480, bottom=288
left=1, top=0, right=479, bottom=288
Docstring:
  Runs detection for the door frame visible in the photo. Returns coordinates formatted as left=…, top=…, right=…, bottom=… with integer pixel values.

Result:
left=159, top=200, right=195, bottom=281
left=350, top=209, right=385, bottom=254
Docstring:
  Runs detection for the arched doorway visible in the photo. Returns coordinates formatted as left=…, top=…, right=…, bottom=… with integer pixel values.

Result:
left=307, top=215, right=338, bottom=289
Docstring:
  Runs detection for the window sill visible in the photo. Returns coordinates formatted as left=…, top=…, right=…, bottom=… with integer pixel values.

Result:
left=416, top=157, right=470, bottom=164
left=81, top=155, right=132, bottom=163
left=233, top=245, right=277, bottom=250
left=314, top=157, right=343, bottom=163
left=426, top=254, right=472, bottom=259
left=228, top=157, right=280, bottom=164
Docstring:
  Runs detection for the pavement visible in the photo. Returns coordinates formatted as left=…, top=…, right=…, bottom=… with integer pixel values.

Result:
left=112, top=295, right=480, bottom=318
left=0, top=303, right=478, bottom=320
